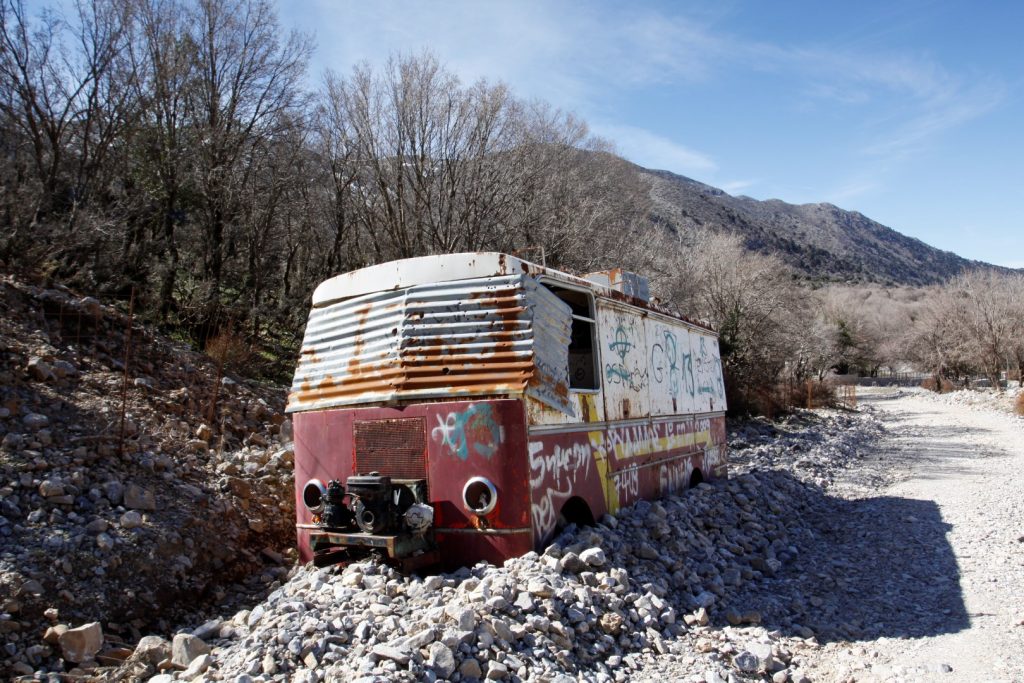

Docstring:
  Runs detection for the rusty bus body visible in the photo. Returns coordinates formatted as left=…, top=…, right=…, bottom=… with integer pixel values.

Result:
left=287, top=253, right=727, bottom=569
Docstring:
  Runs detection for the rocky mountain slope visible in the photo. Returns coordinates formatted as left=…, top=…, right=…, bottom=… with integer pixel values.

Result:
left=643, top=169, right=995, bottom=285
left=0, top=274, right=296, bottom=678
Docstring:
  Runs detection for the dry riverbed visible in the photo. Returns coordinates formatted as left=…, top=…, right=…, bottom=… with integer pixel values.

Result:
left=646, top=387, right=1024, bottom=683
left=14, top=385, right=1024, bottom=682
left=804, top=387, right=1024, bottom=682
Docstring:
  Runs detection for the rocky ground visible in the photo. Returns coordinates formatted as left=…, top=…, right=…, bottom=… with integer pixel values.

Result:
left=4, top=272, right=1022, bottom=683
left=910, top=384, right=1023, bottom=417
left=102, top=390, right=1024, bottom=683
left=94, top=408, right=891, bottom=683
left=0, top=275, right=297, bottom=678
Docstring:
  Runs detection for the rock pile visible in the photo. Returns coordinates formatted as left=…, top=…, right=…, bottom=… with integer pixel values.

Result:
left=0, top=276, right=295, bottom=678
left=728, top=408, right=885, bottom=490
left=116, top=470, right=824, bottom=683
left=912, top=385, right=1024, bottom=419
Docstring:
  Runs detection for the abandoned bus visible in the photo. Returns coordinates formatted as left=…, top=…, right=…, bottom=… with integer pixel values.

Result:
left=287, top=252, right=727, bottom=569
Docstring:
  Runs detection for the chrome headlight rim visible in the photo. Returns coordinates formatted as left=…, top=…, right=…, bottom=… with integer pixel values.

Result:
left=462, top=476, right=498, bottom=516
left=302, top=478, right=328, bottom=513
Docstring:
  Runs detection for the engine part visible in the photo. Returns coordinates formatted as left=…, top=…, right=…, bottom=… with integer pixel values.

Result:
left=403, top=502, right=434, bottom=535
left=347, top=474, right=393, bottom=534
left=321, top=479, right=353, bottom=529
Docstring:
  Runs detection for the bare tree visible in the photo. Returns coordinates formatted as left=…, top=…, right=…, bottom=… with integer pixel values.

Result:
left=901, top=286, right=973, bottom=390
left=0, top=0, right=135, bottom=263
left=953, top=271, right=1017, bottom=389
left=185, top=0, right=310, bottom=331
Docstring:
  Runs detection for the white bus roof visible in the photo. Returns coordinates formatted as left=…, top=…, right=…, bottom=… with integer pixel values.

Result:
left=312, top=252, right=712, bottom=332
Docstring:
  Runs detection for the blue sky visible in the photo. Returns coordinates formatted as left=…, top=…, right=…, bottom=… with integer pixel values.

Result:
left=279, top=0, right=1023, bottom=269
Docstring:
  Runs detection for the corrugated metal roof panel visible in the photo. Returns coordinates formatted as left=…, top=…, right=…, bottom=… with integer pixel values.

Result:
left=288, top=275, right=570, bottom=413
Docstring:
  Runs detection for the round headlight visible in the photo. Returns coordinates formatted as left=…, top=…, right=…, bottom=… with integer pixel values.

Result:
left=302, top=479, right=327, bottom=513
left=462, top=476, right=498, bottom=516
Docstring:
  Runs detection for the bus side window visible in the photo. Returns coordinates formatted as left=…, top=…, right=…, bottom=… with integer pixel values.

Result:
left=543, top=284, right=599, bottom=391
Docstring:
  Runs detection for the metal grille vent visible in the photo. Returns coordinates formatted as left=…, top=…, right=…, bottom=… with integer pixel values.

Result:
left=353, top=418, right=427, bottom=479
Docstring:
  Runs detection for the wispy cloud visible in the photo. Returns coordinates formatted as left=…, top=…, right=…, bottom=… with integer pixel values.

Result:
left=297, top=0, right=728, bottom=107
left=290, top=0, right=1006, bottom=193
left=591, top=123, right=717, bottom=176
left=720, top=179, right=759, bottom=195
left=779, top=48, right=1006, bottom=159
left=861, top=79, right=1005, bottom=158
left=825, top=179, right=881, bottom=205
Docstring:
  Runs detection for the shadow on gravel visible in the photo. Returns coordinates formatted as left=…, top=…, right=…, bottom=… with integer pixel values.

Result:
left=722, top=472, right=968, bottom=645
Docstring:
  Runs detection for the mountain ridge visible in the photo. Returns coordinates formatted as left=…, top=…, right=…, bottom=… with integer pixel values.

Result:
left=641, top=167, right=1003, bottom=286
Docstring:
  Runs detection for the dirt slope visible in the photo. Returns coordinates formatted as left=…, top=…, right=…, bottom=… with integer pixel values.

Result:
left=0, top=274, right=297, bottom=678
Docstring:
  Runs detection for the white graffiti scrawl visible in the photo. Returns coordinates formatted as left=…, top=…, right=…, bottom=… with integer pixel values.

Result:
left=528, top=442, right=580, bottom=537
left=529, top=441, right=592, bottom=488
left=613, top=464, right=639, bottom=500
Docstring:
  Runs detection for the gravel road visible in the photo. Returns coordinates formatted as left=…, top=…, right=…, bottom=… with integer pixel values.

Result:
left=837, top=388, right=1024, bottom=682
left=634, top=387, right=1024, bottom=683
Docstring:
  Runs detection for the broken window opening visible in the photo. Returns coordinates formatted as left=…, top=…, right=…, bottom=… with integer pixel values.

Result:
left=542, top=283, right=599, bottom=391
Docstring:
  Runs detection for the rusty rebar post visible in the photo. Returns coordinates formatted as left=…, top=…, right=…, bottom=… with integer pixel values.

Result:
left=118, top=288, right=135, bottom=459
left=75, top=302, right=82, bottom=366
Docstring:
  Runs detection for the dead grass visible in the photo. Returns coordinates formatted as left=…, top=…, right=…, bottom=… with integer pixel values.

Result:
left=921, top=376, right=955, bottom=393
left=1015, top=393, right=1024, bottom=416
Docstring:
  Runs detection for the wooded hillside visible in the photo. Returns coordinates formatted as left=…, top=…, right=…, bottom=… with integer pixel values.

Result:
left=3, top=0, right=1022, bottom=412
left=0, top=0, right=649, bottom=371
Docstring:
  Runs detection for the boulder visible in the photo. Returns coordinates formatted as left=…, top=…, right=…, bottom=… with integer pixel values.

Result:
left=23, top=413, right=49, bottom=430
left=580, top=547, right=607, bottom=567
left=459, top=657, right=483, bottom=679
left=371, top=644, right=411, bottom=666
left=182, top=653, right=211, bottom=678
left=27, top=357, right=54, bottom=381
left=171, top=633, right=210, bottom=668
left=59, top=622, right=103, bottom=663
left=133, top=635, right=171, bottom=664
left=52, top=359, right=78, bottom=378
left=39, top=479, right=65, bottom=497
left=120, top=510, right=144, bottom=528
left=558, top=552, right=585, bottom=573
left=124, top=483, right=156, bottom=511
left=487, top=662, right=510, bottom=680
left=103, top=480, right=124, bottom=504
left=428, top=642, right=456, bottom=678
left=44, top=624, right=68, bottom=644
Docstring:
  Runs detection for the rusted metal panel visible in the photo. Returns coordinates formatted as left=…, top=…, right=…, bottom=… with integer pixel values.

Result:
left=289, top=275, right=574, bottom=413
left=293, top=399, right=533, bottom=568
left=583, top=268, right=650, bottom=302
left=353, top=418, right=427, bottom=479
left=527, top=414, right=728, bottom=546
left=597, top=302, right=651, bottom=421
